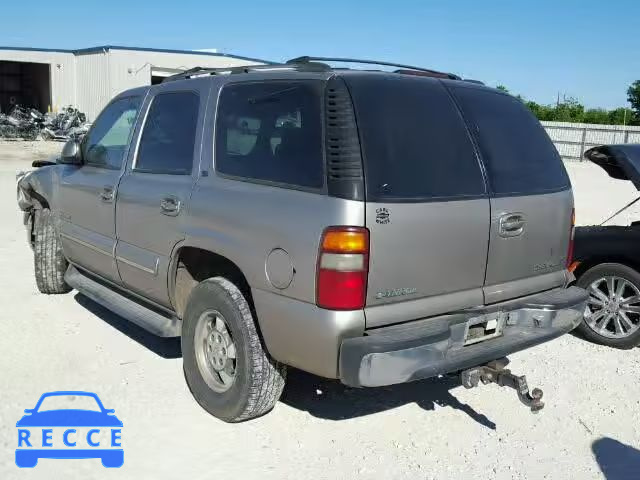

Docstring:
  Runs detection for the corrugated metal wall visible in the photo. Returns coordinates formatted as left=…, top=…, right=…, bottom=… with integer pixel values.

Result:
left=107, top=50, right=259, bottom=91
left=81, top=50, right=260, bottom=120
left=0, top=49, right=76, bottom=112
left=74, top=51, right=111, bottom=121
left=1, top=47, right=261, bottom=121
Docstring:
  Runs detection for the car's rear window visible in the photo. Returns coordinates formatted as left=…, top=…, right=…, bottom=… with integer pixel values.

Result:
left=450, top=85, right=570, bottom=196
left=343, top=75, right=486, bottom=202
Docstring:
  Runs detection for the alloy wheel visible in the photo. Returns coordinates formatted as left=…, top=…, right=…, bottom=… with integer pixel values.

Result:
left=585, top=276, right=640, bottom=339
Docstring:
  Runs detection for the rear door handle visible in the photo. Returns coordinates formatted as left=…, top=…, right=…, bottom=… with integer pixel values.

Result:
left=100, top=186, right=114, bottom=202
left=160, top=196, right=181, bottom=216
left=499, top=213, right=525, bottom=237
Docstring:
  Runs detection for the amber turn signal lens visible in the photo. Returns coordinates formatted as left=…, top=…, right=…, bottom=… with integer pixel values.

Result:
left=568, top=261, right=581, bottom=273
left=321, top=228, right=369, bottom=253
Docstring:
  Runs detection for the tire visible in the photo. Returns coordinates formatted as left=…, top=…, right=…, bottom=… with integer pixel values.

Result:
left=33, top=209, right=72, bottom=294
left=181, top=277, right=286, bottom=422
left=575, top=262, right=640, bottom=349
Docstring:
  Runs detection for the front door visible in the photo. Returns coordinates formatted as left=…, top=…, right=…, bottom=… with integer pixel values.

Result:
left=115, top=87, right=205, bottom=307
left=58, top=95, right=143, bottom=284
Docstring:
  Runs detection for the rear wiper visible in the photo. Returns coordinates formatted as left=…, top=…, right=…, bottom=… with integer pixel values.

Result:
left=248, top=87, right=299, bottom=104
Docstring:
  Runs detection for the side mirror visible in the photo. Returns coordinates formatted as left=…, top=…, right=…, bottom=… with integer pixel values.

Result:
left=23, top=409, right=34, bottom=414
left=59, top=140, right=83, bottom=165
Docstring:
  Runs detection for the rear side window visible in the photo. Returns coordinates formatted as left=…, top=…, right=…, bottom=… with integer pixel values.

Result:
left=450, top=86, right=570, bottom=196
left=215, top=81, right=324, bottom=189
left=343, top=75, right=485, bottom=201
left=135, top=91, right=199, bottom=175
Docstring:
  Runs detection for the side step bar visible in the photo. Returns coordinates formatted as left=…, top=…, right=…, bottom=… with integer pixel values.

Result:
left=65, top=265, right=181, bottom=337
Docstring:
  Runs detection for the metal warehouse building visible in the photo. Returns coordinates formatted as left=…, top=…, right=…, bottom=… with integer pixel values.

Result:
left=0, top=45, right=268, bottom=120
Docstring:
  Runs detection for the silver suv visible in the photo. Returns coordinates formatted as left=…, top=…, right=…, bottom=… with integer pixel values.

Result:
left=17, top=57, right=587, bottom=422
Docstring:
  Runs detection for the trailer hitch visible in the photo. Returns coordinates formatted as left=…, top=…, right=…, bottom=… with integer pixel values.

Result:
left=460, top=358, right=544, bottom=413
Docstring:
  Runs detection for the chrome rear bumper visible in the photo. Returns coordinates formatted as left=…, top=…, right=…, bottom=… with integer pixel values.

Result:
left=340, top=286, right=587, bottom=387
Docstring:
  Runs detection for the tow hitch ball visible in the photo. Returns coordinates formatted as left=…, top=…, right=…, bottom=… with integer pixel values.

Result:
left=460, top=358, right=544, bottom=413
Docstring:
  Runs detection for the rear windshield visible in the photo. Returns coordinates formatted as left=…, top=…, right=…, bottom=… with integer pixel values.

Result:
left=343, top=75, right=486, bottom=202
left=450, top=85, right=570, bottom=196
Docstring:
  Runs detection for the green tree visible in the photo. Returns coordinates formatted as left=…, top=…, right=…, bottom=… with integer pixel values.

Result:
left=583, top=108, right=610, bottom=125
left=608, top=107, right=635, bottom=126
left=627, top=80, right=640, bottom=120
left=552, top=98, right=585, bottom=122
left=496, top=83, right=636, bottom=125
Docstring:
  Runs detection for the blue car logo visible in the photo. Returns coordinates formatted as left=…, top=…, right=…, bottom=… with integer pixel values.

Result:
left=16, top=391, right=123, bottom=468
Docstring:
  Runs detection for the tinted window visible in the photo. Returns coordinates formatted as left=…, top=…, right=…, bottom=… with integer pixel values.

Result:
left=135, top=92, right=199, bottom=174
left=215, top=82, right=324, bottom=189
left=451, top=86, right=570, bottom=195
left=344, top=75, right=485, bottom=201
left=83, top=96, right=140, bottom=169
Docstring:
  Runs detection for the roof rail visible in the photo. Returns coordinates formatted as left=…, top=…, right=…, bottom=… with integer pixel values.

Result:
left=162, top=62, right=331, bottom=83
left=286, top=56, right=461, bottom=80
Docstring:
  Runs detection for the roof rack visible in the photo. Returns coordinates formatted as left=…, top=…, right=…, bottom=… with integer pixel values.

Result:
left=163, top=56, right=467, bottom=83
left=286, top=56, right=461, bottom=80
left=162, top=62, right=331, bottom=83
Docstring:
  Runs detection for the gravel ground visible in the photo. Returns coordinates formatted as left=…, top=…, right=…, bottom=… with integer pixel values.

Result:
left=1, top=141, right=639, bottom=480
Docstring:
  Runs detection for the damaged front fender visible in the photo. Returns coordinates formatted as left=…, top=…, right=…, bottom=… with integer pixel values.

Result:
left=17, top=164, right=59, bottom=248
left=16, top=163, right=56, bottom=212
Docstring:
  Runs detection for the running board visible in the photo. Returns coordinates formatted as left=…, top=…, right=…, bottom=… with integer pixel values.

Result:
left=65, top=265, right=181, bottom=337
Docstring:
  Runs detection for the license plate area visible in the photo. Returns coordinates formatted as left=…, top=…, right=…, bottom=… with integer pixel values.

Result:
left=464, top=313, right=506, bottom=346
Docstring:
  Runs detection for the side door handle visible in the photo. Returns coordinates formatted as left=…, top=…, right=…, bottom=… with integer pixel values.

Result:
left=498, top=213, right=525, bottom=237
left=160, top=195, right=181, bottom=216
left=100, top=186, right=114, bottom=202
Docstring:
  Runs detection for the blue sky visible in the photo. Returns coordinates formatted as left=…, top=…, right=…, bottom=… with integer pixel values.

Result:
left=3, top=0, right=638, bottom=108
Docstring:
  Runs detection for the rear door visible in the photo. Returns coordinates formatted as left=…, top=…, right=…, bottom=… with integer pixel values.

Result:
left=449, top=84, right=573, bottom=304
left=115, top=86, right=205, bottom=307
left=343, top=74, right=491, bottom=328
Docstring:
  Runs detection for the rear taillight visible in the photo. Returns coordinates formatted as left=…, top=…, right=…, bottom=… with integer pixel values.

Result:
left=566, top=208, right=575, bottom=268
left=317, top=227, right=369, bottom=310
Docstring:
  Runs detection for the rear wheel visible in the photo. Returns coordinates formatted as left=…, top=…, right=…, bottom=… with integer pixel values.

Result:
left=181, top=277, right=286, bottom=422
left=33, top=209, right=71, bottom=294
left=575, top=263, right=640, bottom=349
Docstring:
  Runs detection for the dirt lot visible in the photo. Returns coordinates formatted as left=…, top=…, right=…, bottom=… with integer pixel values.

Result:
left=1, top=141, right=639, bottom=479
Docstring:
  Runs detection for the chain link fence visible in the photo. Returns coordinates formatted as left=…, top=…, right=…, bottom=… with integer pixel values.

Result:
left=542, top=121, right=640, bottom=161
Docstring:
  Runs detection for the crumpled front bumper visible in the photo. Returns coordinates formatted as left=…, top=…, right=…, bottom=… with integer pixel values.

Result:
left=339, top=286, right=587, bottom=387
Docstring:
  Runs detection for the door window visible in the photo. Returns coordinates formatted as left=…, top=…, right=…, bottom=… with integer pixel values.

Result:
left=83, top=96, right=141, bottom=169
left=135, top=91, right=200, bottom=175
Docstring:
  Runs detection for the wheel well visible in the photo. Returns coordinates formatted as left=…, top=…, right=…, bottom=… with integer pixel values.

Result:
left=171, top=247, right=253, bottom=319
left=574, top=255, right=640, bottom=279
left=27, top=188, right=50, bottom=210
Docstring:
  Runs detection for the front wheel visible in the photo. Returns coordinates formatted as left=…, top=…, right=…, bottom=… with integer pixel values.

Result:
left=181, top=277, right=286, bottom=422
left=33, top=209, right=71, bottom=294
left=575, top=262, right=640, bottom=349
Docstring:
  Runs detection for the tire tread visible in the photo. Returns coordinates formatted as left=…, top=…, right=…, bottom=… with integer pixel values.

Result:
left=183, top=277, right=286, bottom=422
left=33, top=209, right=71, bottom=294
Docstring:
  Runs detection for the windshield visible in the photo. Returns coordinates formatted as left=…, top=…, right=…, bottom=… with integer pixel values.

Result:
left=37, top=394, right=102, bottom=412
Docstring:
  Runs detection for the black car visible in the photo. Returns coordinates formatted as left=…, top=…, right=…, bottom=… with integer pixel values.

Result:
left=572, top=144, right=640, bottom=348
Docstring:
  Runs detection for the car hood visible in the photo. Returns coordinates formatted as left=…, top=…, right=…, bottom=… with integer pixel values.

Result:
left=16, top=410, right=123, bottom=427
left=584, top=144, right=640, bottom=190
